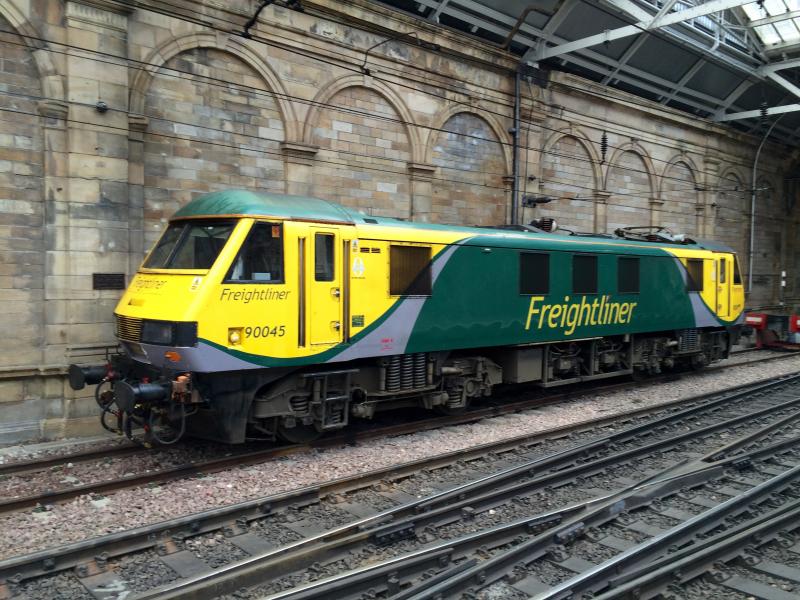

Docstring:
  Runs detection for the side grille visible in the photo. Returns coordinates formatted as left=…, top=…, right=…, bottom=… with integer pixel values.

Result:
left=678, top=328, right=700, bottom=352
left=116, top=314, right=143, bottom=342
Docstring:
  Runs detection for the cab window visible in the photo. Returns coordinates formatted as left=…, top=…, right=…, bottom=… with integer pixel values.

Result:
left=226, top=222, right=283, bottom=283
left=733, top=256, right=743, bottom=285
left=144, top=220, right=235, bottom=269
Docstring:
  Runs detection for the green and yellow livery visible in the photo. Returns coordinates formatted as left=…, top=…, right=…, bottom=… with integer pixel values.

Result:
left=70, top=189, right=744, bottom=444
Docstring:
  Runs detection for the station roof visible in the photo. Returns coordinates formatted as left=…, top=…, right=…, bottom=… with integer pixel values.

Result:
left=372, top=0, right=800, bottom=147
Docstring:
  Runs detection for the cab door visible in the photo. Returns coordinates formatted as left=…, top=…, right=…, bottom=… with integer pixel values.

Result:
left=309, top=229, right=343, bottom=345
left=716, top=255, right=731, bottom=319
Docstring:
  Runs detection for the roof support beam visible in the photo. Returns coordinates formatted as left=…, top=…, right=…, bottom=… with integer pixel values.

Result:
left=661, top=57, right=705, bottom=104
left=535, top=0, right=752, bottom=60
left=761, top=58, right=800, bottom=74
left=428, top=0, right=450, bottom=23
left=714, top=103, right=800, bottom=121
left=602, top=0, right=652, bottom=22
left=749, top=9, right=800, bottom=27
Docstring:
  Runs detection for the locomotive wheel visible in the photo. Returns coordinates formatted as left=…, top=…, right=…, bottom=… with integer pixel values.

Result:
left=276, top=421, right=322, bottom=444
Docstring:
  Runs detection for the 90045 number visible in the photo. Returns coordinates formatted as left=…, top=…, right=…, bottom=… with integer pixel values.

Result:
left=245, top=325, right=286, bottom=338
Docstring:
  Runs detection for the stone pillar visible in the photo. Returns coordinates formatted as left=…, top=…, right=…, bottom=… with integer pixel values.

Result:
left=61, top=1, right=131, bottom=355
left=407, top=162, right=437, bottom=222
left=38, top=100, right=70, bottom=367
left=702, top=153, right=722, bottom=239
left=503, top=175, right=515, bottom=224
left=281, top=142, right=318, bottom=196
left=128, top=115, right=148, bottom=273
left=593, top=190, right=611, bottom=234
left=649, top=197, right=663, bottom=228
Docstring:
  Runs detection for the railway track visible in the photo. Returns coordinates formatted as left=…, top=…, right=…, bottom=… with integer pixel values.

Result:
left=0, top=349, right=797, bottom=517
left=1, top=350, right=796, bottom=516
left=2, top=371, right=800, bottom=599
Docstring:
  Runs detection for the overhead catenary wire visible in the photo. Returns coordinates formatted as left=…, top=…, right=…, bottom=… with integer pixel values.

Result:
left=0, top=103, right=793, bottom=231
left=0, top=31, right=777, bottom=211
left=142, top=0, right=791, bottom=175
left=1, top=0, right=783, bottom=186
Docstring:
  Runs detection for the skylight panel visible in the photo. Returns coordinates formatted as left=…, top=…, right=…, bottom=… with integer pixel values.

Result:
left=764, top=0, right=786, bottom=16
left=756, top=24, right=783, bottom=44
left=774, top=18, right=800, bottom=41
left=742, top=2, right=763, bottom=20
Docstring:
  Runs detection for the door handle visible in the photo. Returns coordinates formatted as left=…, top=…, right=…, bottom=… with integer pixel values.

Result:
left=331, top=287, right=341, bottom=298
left=332, top=321, right=341, bottom=331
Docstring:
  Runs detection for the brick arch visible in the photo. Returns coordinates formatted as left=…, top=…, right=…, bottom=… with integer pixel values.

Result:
left=603, top=141, right=656, bottom=194
left=303, top=74, right=421, bottom=163
left=424, top=105, right=512, bottom=174
left=130, top=33, right=297, bottom=140
left=0, top=1, right=64, bottom=100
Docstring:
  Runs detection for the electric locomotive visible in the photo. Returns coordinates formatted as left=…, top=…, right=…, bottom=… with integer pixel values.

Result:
left=69, top=189, right=744, bottom=444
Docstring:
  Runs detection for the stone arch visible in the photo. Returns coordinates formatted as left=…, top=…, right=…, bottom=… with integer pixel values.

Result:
left=130, top=33, right=298, bottom=140
left=0, top=1, right=64, bottom=100
left=140, top=43, right=288, bottom=248
left=425, top=104, right=512, bottom=174
left=540, top=127, right=603, bottom=189
left=603, top=141, right=656, bottom=193
left=604, top=143, right=655, bottom=233
left=306, top=79, right=414, bottom=217
left=658, top=155, right=700, bottom=236
left=303, top=74, right=421, bottom=163
left=0, top=7, right=47, bottom=367
left=715, top=166, right=749, bottom=268
left=536, top=128, right=602, bottom=231
left=428, top=111, right=508, bottom=225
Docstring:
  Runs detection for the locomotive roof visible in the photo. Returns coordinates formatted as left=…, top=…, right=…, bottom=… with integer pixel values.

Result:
left=172, top=190, right=733, bottom=253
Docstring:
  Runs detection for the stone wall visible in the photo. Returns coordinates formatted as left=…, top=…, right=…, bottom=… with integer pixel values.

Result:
left=0, top=0, right=797, bottom=441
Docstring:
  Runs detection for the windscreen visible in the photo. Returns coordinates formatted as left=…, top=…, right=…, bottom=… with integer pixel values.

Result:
left=143, top=220, right=236, bottom=269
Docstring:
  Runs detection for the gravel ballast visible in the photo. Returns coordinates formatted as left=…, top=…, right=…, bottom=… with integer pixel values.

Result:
left=1, top=356, right=799, bottom=561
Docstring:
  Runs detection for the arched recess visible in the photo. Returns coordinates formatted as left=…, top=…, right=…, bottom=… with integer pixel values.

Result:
left=0, top=1, right=64, bottom=100
left=0, top=7, right=47, bottom=367
left=604, top=143, right=655, bottom=233
left=537, top=128, right=602, bottom=231
left=425, top=104, right=512, bottom=174
left=140, top=43, right=289, bottom=248
left=427, top=111, right=507, bottom=225
left=715, top=167, right=749, bottom=261
left=307, top=81, right=413, bottom=216
left=750, top=174, right=781, bottom=299
left=303, top=74, right=422, bottom=163
left=130, top=33, right=298, bottom=141
left=658, top=155, right=700, bottom=236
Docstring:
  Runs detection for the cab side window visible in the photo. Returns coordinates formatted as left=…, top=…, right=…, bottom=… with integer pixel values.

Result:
left=226, top=222, right=283, bottom=283
left=390, top=245, right=432, bottom=296
left=686, top=258, right=704, bottom=291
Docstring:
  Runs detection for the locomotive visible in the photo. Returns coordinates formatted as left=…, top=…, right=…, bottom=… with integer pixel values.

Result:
left=69, top=189, right=745, bottom=444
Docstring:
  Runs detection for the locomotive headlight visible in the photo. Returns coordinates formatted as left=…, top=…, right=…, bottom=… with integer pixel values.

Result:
left=141, top=321, right=175, bottom=345
left=228, top=328, right=243, bottom=345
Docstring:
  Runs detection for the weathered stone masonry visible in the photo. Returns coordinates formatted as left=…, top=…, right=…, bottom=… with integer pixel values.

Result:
left=0, top=0, right=797, bottom=440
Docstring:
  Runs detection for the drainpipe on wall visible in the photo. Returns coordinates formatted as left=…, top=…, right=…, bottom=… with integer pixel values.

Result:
left=511, top=69, right=521, bottom=225
left=748, top=114, right=784, bottom=293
